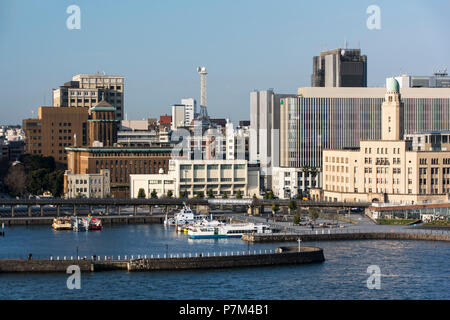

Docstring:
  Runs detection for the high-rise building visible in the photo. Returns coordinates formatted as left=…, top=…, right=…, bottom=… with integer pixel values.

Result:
left=311, top=48, right=367, bottom=87
left=249, top=90, right=296, bottom=188
left=315, top=78, right=450, bottom=204
left=171, top=104, right=186, bottom=129
left=52, top=73, right=124, bottom=121
left=23, top=107, right=89, bottom=165
left=181, top=98, right=197, bottom=125
left=279, top=86, right=450, bottom=176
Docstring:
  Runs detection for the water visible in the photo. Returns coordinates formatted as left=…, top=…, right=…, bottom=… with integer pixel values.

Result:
left=0, top=224, right=449, bottom=299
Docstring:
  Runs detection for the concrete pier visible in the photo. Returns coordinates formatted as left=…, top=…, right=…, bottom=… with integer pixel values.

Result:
left=241, top=232, right=450, bottom=243
left=127, top=246, right=324, bottom=271
left=0, top=246, right=324, bottom=273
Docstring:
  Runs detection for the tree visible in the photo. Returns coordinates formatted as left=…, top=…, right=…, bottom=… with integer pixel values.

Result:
left=179, top=190, right=188, bottom=198
left=252, top=194, right=257, bottom=200
left=28, top=168, right=51, bottom=195
left=264, top=190, right=274, bottom=200
left=222, top=192, right=228, bottom=199
left=195, top=191, right=204, bottom=199
left=4, top=164, right=27, bottom=197
left=309, top=208, right=320, bottom=222
left=166, top=190, right=173, bottom=198
left=301, top=165, right=310, bottom=176
left=272, top=203, right=279, bottom=214
left=150, top=189, right=158, bottom=199
left=310, top=167, right=319, bottom=188
left=293, top=214, right=301, bottom=225
left=137, top=188, right=146, bottom=199
left=296, top=192, right=303, bottom=200
left=288, top=200, right=297, bottom=211
left=207, top=189, right=214, bottom=199
left=236, top=190, right=243, bottom=199
left=47, top=170, right=64, bottom=197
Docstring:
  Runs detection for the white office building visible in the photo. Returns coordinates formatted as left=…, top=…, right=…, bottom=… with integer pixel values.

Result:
left=130, top=159, right=260, bottom=198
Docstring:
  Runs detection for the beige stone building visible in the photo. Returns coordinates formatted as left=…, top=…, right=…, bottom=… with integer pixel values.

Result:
left=64, top=169, right=111, bottom=198
left=314, top=78, right=450, bottom=204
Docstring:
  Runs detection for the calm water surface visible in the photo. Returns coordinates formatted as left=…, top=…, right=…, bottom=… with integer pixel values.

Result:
left=0, top=224, right=449, bottom=299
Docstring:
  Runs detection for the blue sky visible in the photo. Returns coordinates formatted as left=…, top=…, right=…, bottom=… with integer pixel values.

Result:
left=1, top=0, right=449, bottom=125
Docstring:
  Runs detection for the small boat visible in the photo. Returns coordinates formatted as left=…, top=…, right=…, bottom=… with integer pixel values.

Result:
left=188, top=223, right=272, bottom=239
left=52, top=218, right=72, bottom=231
left=89, top=217, right=102, bottom=230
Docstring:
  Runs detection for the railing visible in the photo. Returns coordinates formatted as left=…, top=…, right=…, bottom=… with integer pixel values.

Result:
left=244, top=215, right=450, bottom=236
left=0, top=249, right=280, bottom=261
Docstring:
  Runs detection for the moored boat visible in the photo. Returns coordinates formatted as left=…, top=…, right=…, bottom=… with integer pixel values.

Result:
left=52, top=218, right=72, bottom=231
left=164, top=203, right=207, bottom=226
left=188, top=223, right=272, bottom=239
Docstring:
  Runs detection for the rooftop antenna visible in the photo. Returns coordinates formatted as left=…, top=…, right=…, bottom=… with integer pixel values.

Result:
left=358, top=40, right=360, bottom=49
left=344, top=39, right=348, bottom=49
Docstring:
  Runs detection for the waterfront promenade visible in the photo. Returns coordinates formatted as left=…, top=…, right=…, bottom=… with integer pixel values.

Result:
left=240, top=215, right=450, bottom=242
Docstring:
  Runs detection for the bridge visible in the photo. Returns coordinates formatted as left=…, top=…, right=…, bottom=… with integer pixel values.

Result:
left=0, top=198, right=370, bottom=217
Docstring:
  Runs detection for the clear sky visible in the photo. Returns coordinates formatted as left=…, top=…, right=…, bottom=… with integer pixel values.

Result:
left=1, top=0, right=449, bottom=125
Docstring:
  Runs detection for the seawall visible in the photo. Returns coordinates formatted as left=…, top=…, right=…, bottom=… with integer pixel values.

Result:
left=242, top=232, right=450, bottom=243
left=0, top=216, right=165, bottom=226
left=0, top=259, right=92, bottom=273
left=0, top=246, right=324, bottom=273
left=127, top=247, right=324, bottom=271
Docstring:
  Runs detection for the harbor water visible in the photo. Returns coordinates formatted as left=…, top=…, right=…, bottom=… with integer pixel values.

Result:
left=0, top=224, right=449, bottom=299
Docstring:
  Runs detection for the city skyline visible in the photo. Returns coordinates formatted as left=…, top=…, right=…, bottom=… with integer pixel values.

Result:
left=1, top=0, right=450, bottom=125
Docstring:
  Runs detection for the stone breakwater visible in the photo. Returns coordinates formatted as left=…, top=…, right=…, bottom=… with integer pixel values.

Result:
left=241, top=232, right=450, bottom=243
left=127, top=247, right=324, bottom=271
left=0, top=246, right=324, bottom=273
left=0, top=259, right=92, bottom=273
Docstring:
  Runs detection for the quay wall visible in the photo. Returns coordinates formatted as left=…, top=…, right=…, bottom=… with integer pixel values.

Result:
left=0, top=216, right=165, bottom=226
left=0, top=259, right=92, bottom=273
left=127, top=247, right=324, bottom=271
left=242, top=232, right=450, bottom=243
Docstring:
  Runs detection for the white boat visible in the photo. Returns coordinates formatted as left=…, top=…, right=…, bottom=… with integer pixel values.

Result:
left=164, top=204, right=207, bottom=226
left=188, top=223, right=272, bottom=239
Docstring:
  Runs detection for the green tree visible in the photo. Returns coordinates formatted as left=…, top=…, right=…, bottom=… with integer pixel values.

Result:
left=28, top=168, right=51, bottom=195
left=166, top=190, right=173, bottom=198
left=309, top=208, right=320, bottom=222
left=236, top=190, right=243, bottom=199
left=207, top=189, right=215, bottom=199
left=288, top=200, right=297, bottom=211
left=150, top=189, right=158, bottom=199
left=179, top=190, right=188, bottom=198
left=293, top=214, right=301, bottom=225
left=137, top=188, right=146, bottom=199
left=252, top=193, right=257, bottom=200
left=264, top=190, right=274, bottom=199
left=222, top=192, right=228, bottom=199
left=47, top=170, right=65, bottom=197
left=195, top=191, right=204, bottom=199
left=296, top=192, right=303, bottom=200
left=272, top=203, right=279, bottom=214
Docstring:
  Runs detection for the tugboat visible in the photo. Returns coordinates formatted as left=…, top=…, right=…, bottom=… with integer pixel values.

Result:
left=52, top=217, right=72, bottom=230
